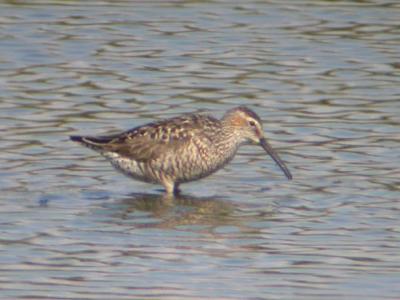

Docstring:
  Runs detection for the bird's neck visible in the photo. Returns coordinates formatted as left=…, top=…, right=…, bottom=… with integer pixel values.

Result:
left=215, top=124, right=245, bottom=152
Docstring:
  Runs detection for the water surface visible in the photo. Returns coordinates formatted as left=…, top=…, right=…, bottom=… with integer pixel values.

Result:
left=1, top=1, right=400, bottom=299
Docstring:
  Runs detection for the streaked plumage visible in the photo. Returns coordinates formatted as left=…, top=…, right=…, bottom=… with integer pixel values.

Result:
left=70, top=106, right=292, bottom=195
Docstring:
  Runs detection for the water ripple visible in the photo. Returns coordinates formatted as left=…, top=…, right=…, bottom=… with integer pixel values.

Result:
left=1, top=0, right=399, bottom=299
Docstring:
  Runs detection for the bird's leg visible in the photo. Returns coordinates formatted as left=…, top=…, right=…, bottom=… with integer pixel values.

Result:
left=173, top=184, right=181, bottom=196
left=162, top=178, right=176, bottom=196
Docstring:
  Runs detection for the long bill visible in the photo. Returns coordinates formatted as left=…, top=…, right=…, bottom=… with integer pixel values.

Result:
left=259, top=138, right=293, bottom=180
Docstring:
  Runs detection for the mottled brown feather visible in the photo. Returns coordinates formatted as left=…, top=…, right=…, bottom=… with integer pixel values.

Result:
left=84, top=114, right=220, bottom=162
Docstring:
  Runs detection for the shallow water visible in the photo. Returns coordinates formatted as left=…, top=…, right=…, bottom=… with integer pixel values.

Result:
left=1, top=0, right=400, bottom=299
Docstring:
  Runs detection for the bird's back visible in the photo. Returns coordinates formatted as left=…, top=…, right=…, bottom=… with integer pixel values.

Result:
left=71, top=113, right=235, bottom=184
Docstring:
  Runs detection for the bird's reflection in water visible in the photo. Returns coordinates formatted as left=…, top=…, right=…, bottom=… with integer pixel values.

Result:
left=105, top=192, right=263, bottom=229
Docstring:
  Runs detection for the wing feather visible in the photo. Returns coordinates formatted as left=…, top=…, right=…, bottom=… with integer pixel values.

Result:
left=72, top=114, right=219, bottom=162
left=98, top=114, right=217, bottom=162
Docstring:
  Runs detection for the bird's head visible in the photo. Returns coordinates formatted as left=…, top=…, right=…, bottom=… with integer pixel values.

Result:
left=223, top=106, right=292, bottom=180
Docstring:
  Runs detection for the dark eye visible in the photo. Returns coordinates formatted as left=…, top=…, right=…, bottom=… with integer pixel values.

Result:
left=249, top=120, right=256, bottom=127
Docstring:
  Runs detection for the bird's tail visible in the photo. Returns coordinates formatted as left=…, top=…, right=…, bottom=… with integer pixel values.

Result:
left=70, top=135, right=114, bottom=152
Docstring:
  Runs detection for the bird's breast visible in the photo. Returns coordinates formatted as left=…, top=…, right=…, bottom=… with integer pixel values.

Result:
left=162, top=138, right=239, bottom=183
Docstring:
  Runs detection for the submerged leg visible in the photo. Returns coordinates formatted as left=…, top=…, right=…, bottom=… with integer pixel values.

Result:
left=173, top=184, right=181, bottom=195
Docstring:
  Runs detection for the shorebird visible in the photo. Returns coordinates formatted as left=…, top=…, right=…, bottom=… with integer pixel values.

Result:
left=70, top=106, right=292, bottom=195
